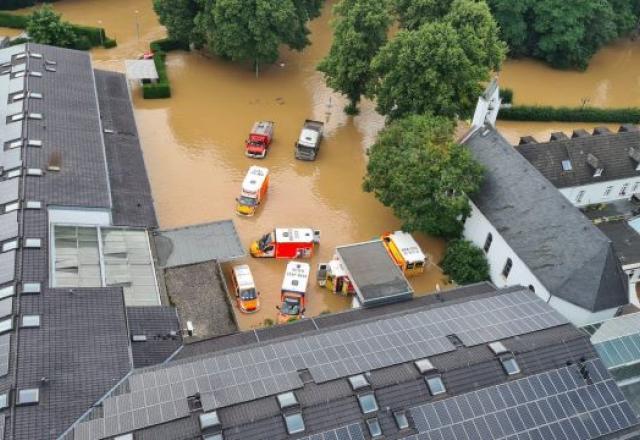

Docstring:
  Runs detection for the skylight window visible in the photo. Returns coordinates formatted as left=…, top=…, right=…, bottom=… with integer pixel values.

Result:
left=202, top=434, right=223, bottom=440
left=414, top=358, right=435, bottom=374
left=11, top=93, right=24, bottom=102
left=357, top=393, right=379, bottom=414
left=348, top=374, right=369, bottom=390
left=29, top=92, right=43, bottom=99
left=0, top=318, right=12, bottom=334
left=113, top=435, right=133, bottom=440
left=366, top=418, right=383, bottom=438
left=24, top=238, right=41, bottom=249
left=199, top=411, right=220, bottom=430
left=16, top=388, right=39, bottom=405
left=7, top=140, right=22, bottom=149
left=2, top=240, right=18, bottom=252
left=29, top=53, right=43, bottom=59
left=283, top=412, right=305, bottom=435
left=27, top=140, right=42, bottom=147
left=21, top=315, right=40, bottom=328
left=277, top=391, right=298, bottom=409
left=10, top=113, right=24, bottom=122
left=0, top=286, right=15, bottom=299
left=488, top=341, right=508, bottom=355
left=11, top=71, right=25, bottom=78
left=29, top=71, right=42, bottom=78
left=394, top=411, right=410, bottom=430
left=0, top=392, right=8, bottom=409
left=22, top=283, right=40, bottom=294
left=5, top=202, right=20, bottom=213
left=28, top=113, right=42, bottom=120
left=425, top=375, right=446, bottom=396
left=561, top=160, right=573, bottom=171
left=27, top=168, right=43, bottom=177
left=25, top=201, right=41, bottom=210
left=131, top=334, right=147, bottom=342
left=5, top=169, right=21, bottom=179
left=500, top=356, right=521, bottom=376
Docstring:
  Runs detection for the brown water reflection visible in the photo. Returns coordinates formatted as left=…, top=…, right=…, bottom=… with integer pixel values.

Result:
left=28, top=0, right=448, bottom=329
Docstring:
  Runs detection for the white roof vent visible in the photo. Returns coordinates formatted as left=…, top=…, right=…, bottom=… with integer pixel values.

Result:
left=488, top=341, right=508, bottom=355
left=414, top=358, right=436, bottom=374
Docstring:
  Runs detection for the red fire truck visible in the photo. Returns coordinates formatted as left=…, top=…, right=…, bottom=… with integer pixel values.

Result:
left=245, top=121, right=274, bottom=158
left=250, top=228, right=320, bottom=259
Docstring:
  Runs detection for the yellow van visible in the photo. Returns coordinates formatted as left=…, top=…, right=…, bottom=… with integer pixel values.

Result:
left=381, top=231, right=427, bottom=276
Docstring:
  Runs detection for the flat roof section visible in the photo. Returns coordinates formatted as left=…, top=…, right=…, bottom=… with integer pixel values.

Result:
left=336, top=240, right=413, bottom=307
left=154, top=220, right=245, bottom=268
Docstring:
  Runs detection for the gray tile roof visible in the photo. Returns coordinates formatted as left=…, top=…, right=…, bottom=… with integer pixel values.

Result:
left=463, top=126, right=628, bottom=312
left=515, top=126, right=640, bottom=189
left=597, top=220, right=640, bottom=267
left=336, top=240, right=413, bottom=307
left=154, top=220, right=245, bottom=268
left=127, top=306, right=182, bottom=368
left=94, top=69, right=157, bottom=228
left=71, top=286, right=640, bottom=440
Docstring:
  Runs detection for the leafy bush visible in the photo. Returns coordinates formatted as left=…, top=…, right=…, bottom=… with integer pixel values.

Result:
left=8, top=37, right=29, bottom=46
left=142, top=52, right=172, bottom=99
left=150, top=38, right=189, bottom=52
left=499, top=106, right=640, bottom=123
left=103, top=38, right=117, bottom=49
left=72, top=24, right=106, bottom=47
left=0, top=12, right=28, bottom=28
left=501, top=87, right=513, bottom=105
left=441, top=239, right=490, bottom=285
left=74, top=36, right=92, bottom=51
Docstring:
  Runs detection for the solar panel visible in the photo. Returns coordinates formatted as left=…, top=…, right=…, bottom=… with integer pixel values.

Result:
left=409, top=359, right=636, bottom=440
left=297, top=423, right=366, bottom=440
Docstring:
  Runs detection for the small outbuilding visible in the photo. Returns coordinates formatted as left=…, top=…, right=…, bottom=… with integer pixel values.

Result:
left=125, top=59, right=159, bottom=84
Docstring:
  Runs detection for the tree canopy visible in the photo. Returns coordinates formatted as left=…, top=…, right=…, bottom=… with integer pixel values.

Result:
left=441, top=239, right=490, bottom=284
left=317, top=0, right=391, bottom=114
left=392, top=0, right=451, bottom=29
left=153, top=0, right=201, bottom=45
left=26, top=5, right=78, bottom=49
left=487, top=0, right=639, bottom=69
left=363, top=114, right=484, bottom=238
left=369, top=0, right=505, bottom=119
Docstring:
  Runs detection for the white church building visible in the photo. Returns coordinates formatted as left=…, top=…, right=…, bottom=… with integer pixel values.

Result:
left=460, top=81, right=629, bottom=326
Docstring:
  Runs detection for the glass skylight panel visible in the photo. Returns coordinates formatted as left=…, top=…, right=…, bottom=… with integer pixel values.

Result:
left=501, top=356, right=521, bottom=376
left=29, top=92, right=42, bottom=99
left=394, top=411, right=410, bottom=430
left=16, top=388, right=39, bottom=405
left=10, top=113, right=24, bottom=122
left=0, top=392, right=8, bottom=409
left=425, top=375, right=446, bottom=396
left=348, top=374, right=369, bottom=390
left=7, top=140, right=22, bottom=149
left=415, top=358, right=435, bottom=374
left=26, top=168, right=43, bottom=176
left=202, top=434, right=223, bottom=440
left=14, top=53, right=26, bottom=60
left=366, top=418, right=382, bottom=438
left=21, top=315, right=40, bottom=328
left=22, top=283, right=40, bottom=294
left=276, top=391, right=298, bottom=409
left=0, top=286, right=14, bottom=299
left=489, top=341, right=508, bottom=355
left=11, top=93, right=24, bottom=101
left=357, top=393, right=379, bottom=414
left=0, top=318, right=12, bottom=334
left=283, top=412, right=305, bottom=435
left=11, top=71, right=25, bottom=78
left=561, top=160, right=573, bottom=171
left=5, top=169, right=21, bottom=179
left=24, top=238, right=41, bottom=248
left=28, top=113, right=42, bottom=120
left=27, top=139, right=42, bottom=147
left=199, top=411, right=220, bottom=429
left=5, top=202, right=19, bottom=213
left=29, top=71, right=42, bottom=78
left=114, top=435, right=133, bottom=440
left=25, top=201, right=41, bottom=209
left=29, top=53, right=43, bottom=59
left=2, top=240, right=18, bottom=252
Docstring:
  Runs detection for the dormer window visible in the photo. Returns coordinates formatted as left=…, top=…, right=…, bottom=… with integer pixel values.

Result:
left=586, top=153, right=603, bottom=177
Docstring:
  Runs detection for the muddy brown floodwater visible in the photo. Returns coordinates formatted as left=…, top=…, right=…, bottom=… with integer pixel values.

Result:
left=16, top=0, right=448, bottom=330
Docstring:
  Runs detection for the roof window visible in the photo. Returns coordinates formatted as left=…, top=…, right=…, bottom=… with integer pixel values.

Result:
left=9, top=113, right=24, bottom=122
left=414, top=358, right=435, bottom=374
left=25, top=201, right=41, bottom=210
left=348, top=374, right=369, bottom=390
left=425, top=375, right=446, bottom=396
left=394, top=411, right=410, bottom=430
left=24, top=238, right=41, bottom=249
left=276, top=391, right=298, bottom=409
left=29, top=71, right=42, bottom=78
left=0, top=286, right=14, bottom=299
left=199, top=411, right=220, bottom=430
left=21, top=315, right=40, bottom=328
left=114, top=435, right=133, bottom=440
left=0, top=318, right=12, bottom=334
left=22, top=283, right=40, bottom=294
left=5, top=202, right=19, bottom=213
left=202, top=434, right=223, bottom=440
left=26, top=168, right=43, bottom=177
left=0, top=392, right=8, bottom=409
left=283, top=412, right=305, bottom=435
left=29, top=53, right=43, bottom=59
left=27, top=140, right=42, bottom=147
left=11, top=71, right=25, bottom=78
left=2, top=240, right=18, bottom=252
left=7, top=140, right=22, bottom=149
left=16, top=388, right=39, bottom=405
left=500, top=356, right=521, bottom=376
left=357, top=393, right=379, bottom=414
left=28, top=113, right=42, bottom=120
left=29, top=92, right=43, bottom=99
left=561, top=160, right=573, bottom=171
left=11, top=93, right=25, bottom=102
left=5, top=169, right=21, bottom=179
left=366, top=418, right=383, bottom=438
left=488, top=341, right=508, bottom=355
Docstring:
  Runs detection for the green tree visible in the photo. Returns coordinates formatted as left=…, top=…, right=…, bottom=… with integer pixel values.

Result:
left=153, top=0, right=201, bottom=45
left=26, top=5, right=77, bottom=49
left=317, top=0, right=390, bottom=115
left=485, top=0, right=531, bottom=57
left=441, top=239, right=490, bottom=284
left=392, top=0, right=451, bottom=29
left=363, top=114, right=484, bottom=238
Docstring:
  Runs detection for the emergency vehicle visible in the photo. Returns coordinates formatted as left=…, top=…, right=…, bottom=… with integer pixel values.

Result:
left=245, top=121, right=274, bottom=158
left=230, top=265, right=260, bottom=313
left=250, top=228, right=320, bottom=259
left=236, top=166, right=269, bottom=216
left=276, top=261, right=310, bottom=324
left=294, top=119, right=324, bottom=161
left=381, top=231, right=427, bottom=276
left=316, top=259, right=355, bottom=296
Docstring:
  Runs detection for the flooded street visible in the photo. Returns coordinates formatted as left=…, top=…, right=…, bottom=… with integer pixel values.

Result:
left=5, top=0, right=637, bottom=329
left=16, top=0, right=447, bottom=329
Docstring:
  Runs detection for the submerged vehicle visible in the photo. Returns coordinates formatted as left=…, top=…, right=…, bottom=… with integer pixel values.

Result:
left=276, top=261, right=310, bottom=324
left=236, top=166, right=269, bottom=216
left=230, top=265, right=260, bottom=313
left=250, top=228, right=320, bottom=258
left=316, top=259, right=355, bottom=296
left=294, top=119, right=324, bottom=161
left=245, top=121, right=274, bottom=158
left=381, top=231, right=427, bottom=276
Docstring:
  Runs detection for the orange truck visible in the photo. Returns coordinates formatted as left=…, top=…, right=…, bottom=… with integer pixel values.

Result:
left=245, top=121, right=274, bottom=158
left=250, top=228, right=320, bottom=258
left=276, top=261, right=310, bottom=324
left=236, top=166, right=269, bottom=216
left=230, top=265, right=260, bottom=313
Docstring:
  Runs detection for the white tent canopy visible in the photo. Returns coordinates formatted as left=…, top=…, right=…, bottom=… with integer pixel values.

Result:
left=125, top=59, right=158, bottom=81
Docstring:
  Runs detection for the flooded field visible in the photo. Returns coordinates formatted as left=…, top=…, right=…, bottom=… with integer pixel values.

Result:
left=18, top=0, right=447, bottom=329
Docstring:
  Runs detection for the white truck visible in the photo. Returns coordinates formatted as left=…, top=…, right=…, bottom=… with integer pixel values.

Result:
left=294, top=119, right=324, bottom=161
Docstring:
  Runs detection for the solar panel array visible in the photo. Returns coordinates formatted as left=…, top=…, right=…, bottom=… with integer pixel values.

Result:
left=409, top=359, right=637, bottom=440
left=298, top=423, right=365, bottom=440
left=73, top=289, right=568, bottom=439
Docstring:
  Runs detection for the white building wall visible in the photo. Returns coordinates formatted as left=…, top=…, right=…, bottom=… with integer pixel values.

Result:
left=463, top=202, right=615, bottom=325
left=625, top=265, right=640, bottom=307
left=560, top=177, right=640, bottom=207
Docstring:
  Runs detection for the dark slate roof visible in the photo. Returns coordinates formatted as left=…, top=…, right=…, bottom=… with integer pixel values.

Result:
left=94, top=69, right=157, bottom=228
left=463, top=126, right=628, bottom=312
left=14, top=288, right=131, bottom=440
left=70, top=285, right=640, bottom=439
left=516, top=126, right=640, bottom=189
left=23, top=44, right=111, bottom=208
left=336, top=240, right=413, bottom=307
left=597, top=220, right=640, bottom=267
left=127, top=306, right=182, bottom=368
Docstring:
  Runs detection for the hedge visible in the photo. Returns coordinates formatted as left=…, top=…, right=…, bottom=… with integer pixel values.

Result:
left=501, top=88, right=513, bottom=105
left=498, top=105, right=640, bottom=124
left=71, top=24, right=107, bottom=47
left=150, top=38, right=189, bottom=53
left=143, top=52, right=171, bottom=99
left=0, top=11, right=28, bottom=28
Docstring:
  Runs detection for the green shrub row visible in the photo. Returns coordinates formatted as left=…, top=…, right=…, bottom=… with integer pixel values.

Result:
left=0, top=11, right=28, bottom=28
left=150, top=38, right=189, bottom=53
left=143, top=52, right=171, bottom=99
left=498, top=105, right=640, bottom=123
left=500, top=87, right=513, bottom=105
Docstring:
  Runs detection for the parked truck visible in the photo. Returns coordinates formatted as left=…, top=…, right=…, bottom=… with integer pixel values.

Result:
left=230, top=265, right=260, bottom=313
left=316, top=259, right=355, bottom=296
left=245, top=121, right=274, bottom=158
left=294, top=119, right=324, bottom=161
left=236, top=166, right=269, bottom=216
left=250, top=228, right=320, bottom=258
left=381, top=231, right=427, bottom=276
left=276, top=261, right=310, bottom=324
